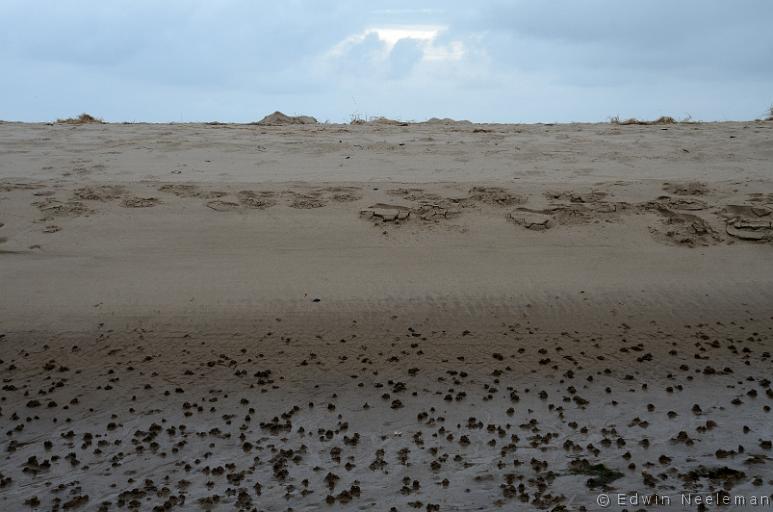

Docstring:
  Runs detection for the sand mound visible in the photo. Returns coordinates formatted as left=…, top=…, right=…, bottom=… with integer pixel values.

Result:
left=422, top=117, right=473, bottom=125
left=368, top=116, right=408, bottom=126
left=255, top=111, right=317, bottom=126
left=56, top=113, right=104, bottom=125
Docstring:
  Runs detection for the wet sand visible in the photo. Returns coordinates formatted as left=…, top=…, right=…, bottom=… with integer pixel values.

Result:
left=1, top=121, right=772, bottom=510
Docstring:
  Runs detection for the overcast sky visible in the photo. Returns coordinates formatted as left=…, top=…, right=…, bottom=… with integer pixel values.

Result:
left=2, top=0, right=772, bottom=123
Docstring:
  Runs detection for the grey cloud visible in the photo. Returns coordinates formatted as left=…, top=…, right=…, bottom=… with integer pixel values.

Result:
left=388, top=38, right=424, bottom=79
left=0, top=0, right=771, bottom=122
left=465, top=1, right=773, bottom=79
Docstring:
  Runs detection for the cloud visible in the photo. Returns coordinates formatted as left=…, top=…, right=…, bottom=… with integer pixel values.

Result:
left=388, top=38, right=424, bottom=78
left=321, top=24, right=468, bottom=81
left=466, top=0, right=773, bottom=80
left=0, top=0, right=771, bottom=122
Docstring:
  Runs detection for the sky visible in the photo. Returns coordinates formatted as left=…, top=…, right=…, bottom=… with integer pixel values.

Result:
left=1, top=0, right=772, bottom=123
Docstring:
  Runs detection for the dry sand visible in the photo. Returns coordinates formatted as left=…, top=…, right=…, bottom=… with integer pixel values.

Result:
left=1, top=120, right=772, bottom=510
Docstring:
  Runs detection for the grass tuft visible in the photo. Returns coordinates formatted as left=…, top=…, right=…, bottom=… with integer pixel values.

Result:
left=610, top=115, right=676, bottom=126
left=56, top=113, right=104, bottom=125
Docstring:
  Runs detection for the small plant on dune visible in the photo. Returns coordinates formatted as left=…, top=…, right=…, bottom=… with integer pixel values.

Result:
left=610, top=115, right=676, bottom=126
left=767, top=104, right=773, bottom=121
left=652, top=115, right=676, bottom=124
left=56, top=113, right=104, bottom=125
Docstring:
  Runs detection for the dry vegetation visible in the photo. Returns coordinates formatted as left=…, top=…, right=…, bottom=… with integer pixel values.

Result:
left=56, top=113, right=104, bottom=125
left=610, top=115, right=676, bottom=125
left=350, top=115, right=408, bottom=126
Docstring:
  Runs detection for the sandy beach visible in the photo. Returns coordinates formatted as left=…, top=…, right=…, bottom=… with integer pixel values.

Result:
left=1, top=120, right=773, bottom=510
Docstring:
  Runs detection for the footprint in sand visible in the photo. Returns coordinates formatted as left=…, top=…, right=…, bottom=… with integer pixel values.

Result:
left=0, top=182, right=45, bottom=192
left=237, top=191, right=276, bottom=209
left=509, top=202, right=624, bottom=231
left=412, top=203, right=462, bottom=221
left=387, top=188, right=443, bottom=203
left=507, top=210, right=553, bottom=230
left=467, top=186, right=523, bottom=206
left=747, top=192, right=773, bottom=203
left=72, top=185, right=125, bottom=201
left=720, top=204, right=773, bottom=241
left=644, top=205, right=721, bottom=247
left=360, top=203, right=411, bottom=223
left=654, top=196, right=708, bottom=211
left=32, top=197, right=94, bottom=220
left=662, top=181, right=709, bottom=196
left=543, top=190, right=607, bottom=203
left=206, top=200, right=241, bottom=212
left=288, top=193, right=327, bottom=209
left=321, top=186, right=363, bottom=203
left=158, top=184, right=227, bottom=199
left=158, top=184, right=200, bottom=197
left=361, top=200, right=464, bottom=225
left=121, top=197, right=160, bottom=208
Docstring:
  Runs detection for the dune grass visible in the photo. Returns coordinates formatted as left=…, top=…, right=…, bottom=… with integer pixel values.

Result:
left=610, top=115, right=676, bottom=125
left=56, top=113, right=104, bottom=125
